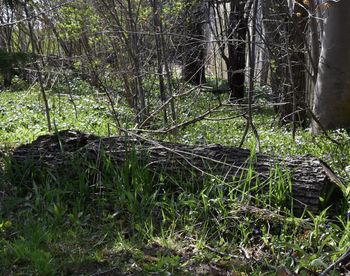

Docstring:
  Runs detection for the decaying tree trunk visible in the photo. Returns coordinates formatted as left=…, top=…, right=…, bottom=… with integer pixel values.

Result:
left=12, top=130, right=343, bottom=214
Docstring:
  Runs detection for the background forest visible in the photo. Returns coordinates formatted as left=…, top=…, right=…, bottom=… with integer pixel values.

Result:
left=1, top=0, right=350, bottom=275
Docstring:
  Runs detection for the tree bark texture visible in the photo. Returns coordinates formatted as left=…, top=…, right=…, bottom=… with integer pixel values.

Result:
left=11, top=130, right=343, bottom=214
left=227, top=0, right=249, bottom=100
left=182, top=1, right=207, bottom=85
left=306, top=0, right=321, bottom=109
left=312, top=0, right=350, bottom=133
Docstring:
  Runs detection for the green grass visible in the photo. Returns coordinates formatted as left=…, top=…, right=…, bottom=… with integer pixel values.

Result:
left=0, top=88, right=350, bottom=275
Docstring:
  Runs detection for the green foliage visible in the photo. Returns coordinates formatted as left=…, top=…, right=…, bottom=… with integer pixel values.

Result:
left=56, top=0, right=101, bottom=43
left=0, top=90, right=122, bottom=145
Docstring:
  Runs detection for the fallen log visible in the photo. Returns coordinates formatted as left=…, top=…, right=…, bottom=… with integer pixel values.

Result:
left=11, top=130, right=344, bottom=214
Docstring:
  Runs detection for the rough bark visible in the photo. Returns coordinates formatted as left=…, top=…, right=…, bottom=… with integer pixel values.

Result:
left=182, top=1, right=207, bottom=85
left=306, top=0, right=321, bottom=109
left=312, top=0, right=350, bottom=133
left=227, top=0, right=249, bottom=100
left=288, top=1, right=308, bottom=126
left=151, top=0, right=168, bottom=124
left=11, top=130, right=343, bottom=214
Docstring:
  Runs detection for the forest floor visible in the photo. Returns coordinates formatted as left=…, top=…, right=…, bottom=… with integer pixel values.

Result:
left=1, top=89, right=350, bottom=275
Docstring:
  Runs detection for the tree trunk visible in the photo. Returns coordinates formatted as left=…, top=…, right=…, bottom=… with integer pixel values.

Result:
left=306, top=0, right=320, bottom=109
left=312, top=0, right=350, bottom=133
left=24, top=0, right=52, bottom=132
left=0, top=3, right=14, bottom=88
left=126, top=0, right=147, bottom=123
left=287, top=1, right=308, bottom=126
left=151, top=0, right=168, bottom=125
left=227, top=0, right=249, bottom=100
left=182, top=1, right=207, bottom=85
left=12, top=130, right=343, bottom=214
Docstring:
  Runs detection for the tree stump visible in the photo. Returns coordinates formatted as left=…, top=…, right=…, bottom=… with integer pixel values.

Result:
left=11, top=130, right=344, bottom=214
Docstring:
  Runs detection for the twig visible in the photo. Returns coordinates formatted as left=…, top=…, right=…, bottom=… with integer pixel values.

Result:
left=89, top=267, right=123, bottom=276
left=320, top=248, right=350, bottom=276
left=307, top=108, right=341, bottom=146
left=137, top=85, right=201, bottom=129
left=185, top=236, right=242, bottom=260
left=239, top=115, right=250, bottom=148
left=113, top=129, right=260, bottom=182
left=204, top=113, right=246, bottom=121
left=133, top=104, right=222, bottom=134
left=0, top=1, right=76, bottom=27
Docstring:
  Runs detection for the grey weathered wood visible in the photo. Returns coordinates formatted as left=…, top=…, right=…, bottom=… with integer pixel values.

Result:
left=12, top=130, right=343, bottom=213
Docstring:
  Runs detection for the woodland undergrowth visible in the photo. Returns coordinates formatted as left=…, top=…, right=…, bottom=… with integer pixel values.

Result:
left=0, top=87, right=350, bottom=275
